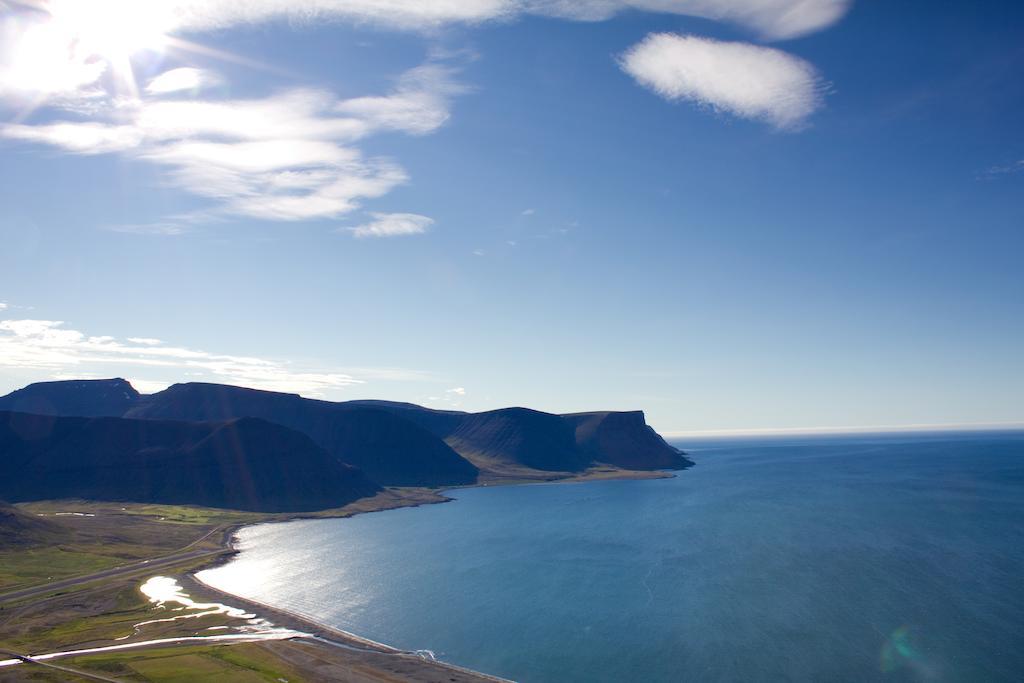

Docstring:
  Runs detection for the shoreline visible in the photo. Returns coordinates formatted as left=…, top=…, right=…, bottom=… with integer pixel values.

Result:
left=183, top=572, right=514, bottom=683
left=184, top=466, right=682, bottom=682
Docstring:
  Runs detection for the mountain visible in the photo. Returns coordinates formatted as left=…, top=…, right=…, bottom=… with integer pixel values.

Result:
left=442, top=408, right=590, bottom=475
left=0, top=411, right=380, bottom=512
left=0, top=379, right=690, bottom=485
left=0, top=378, right=139, bottom=417
left=125, top=383, right=479, bottom=487
left=562, top=411, right=693, bottom=470
left=340, top=402, right=691, bottom=474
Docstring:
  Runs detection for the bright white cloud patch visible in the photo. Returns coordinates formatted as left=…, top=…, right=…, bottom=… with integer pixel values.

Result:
left=620, top=33, right=823, bottom=129
left=0, top=318, right=362, bottom=396
left=349, top=212, right=434, bottom=238
left=127, top=378, right=172, bottom=394
left=145, top=67, right=222, bottom=95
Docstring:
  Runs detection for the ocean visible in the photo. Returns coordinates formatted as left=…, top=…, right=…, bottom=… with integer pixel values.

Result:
left=198, top=432, right=1024, bottom=682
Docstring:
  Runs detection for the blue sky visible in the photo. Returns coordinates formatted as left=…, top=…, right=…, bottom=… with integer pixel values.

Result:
left=0, top=0, right=1021, bottom=434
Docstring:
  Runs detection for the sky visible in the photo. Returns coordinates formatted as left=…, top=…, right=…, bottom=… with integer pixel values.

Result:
left=0, top=0, right=1022, bottom=435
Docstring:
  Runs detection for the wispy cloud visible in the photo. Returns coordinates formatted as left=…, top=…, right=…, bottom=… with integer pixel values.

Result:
left=0, top=318, right=362, bottom=396
left=145, top=67, right=223, bottom=95
left=127, top=337, right=163, bottom=345
left=136, top=0, right=850, bottom=41
left=0, top=0, right=850, bottom=236
left=2, top=59, right=463, bottom=226
left=978, top=159, right=1024, bottom=180
left=620, top=33, right=824, bottom=129
left=348, top=212, right=434, bottom=238
left=521, top=208, right=535, bottom=216
left=107, top=222, right=190, bottom=236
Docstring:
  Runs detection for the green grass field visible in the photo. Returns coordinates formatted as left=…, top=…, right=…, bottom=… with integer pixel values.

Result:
left=26, top=643, right=306, bottom=682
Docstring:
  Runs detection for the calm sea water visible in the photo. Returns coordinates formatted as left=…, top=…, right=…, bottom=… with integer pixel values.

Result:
left=199, top=433, right=1024, bottom=682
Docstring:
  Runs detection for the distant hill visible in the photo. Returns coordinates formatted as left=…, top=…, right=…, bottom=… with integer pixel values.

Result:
left=125, top=383, right=479, bottom=487
left=0, top=500, right=61, bottom=546
left=0, top=378, right=139, bottom=417
left=0, top=411, right=380, bottom=512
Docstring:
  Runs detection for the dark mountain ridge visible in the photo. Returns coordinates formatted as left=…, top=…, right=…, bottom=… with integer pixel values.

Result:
left=0, top=410, right=380, bottom=512
left=0, top=380, right=691, bottom=494
left=125, top=383, right=479, bottom=487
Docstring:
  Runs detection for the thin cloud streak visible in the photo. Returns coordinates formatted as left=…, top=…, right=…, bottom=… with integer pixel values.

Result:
left=349, top=212, right=434, bottom=238
left=148, top=0, right=851, bottom=41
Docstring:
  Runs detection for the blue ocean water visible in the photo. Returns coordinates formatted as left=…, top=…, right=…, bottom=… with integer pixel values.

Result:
left=199, top=433, right=1024, bottom=682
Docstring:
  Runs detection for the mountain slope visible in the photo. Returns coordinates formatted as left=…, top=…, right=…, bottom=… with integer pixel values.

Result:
left=0, top=500, right=62, bottom=546
left=0, top=411, right=380, bottom=512
left=562, top=411, right=693, bottom=470
left=126, top=383, right=479, bottom=487
left=444, top=408, right=590, bottom=474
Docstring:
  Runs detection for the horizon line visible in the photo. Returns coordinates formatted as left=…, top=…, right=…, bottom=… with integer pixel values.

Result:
left=663, top=420, right=1024, bottom=439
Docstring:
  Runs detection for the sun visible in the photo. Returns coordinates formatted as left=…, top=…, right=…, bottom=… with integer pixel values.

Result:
left=3, top=0, right=171, bottom=103
left=48, top=0, right=170, bottom=62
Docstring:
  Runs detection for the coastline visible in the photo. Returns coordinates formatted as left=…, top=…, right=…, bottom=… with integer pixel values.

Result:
left=185, top=466, right=682, bottom=682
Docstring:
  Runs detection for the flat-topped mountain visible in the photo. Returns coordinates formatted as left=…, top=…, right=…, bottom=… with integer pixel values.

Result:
left=562, top=411, right=692, bottom=470
left=337, top=401, right=692, bottom=475
left=0, top=379, right=691, bottom=496
left=0, top=378, right=139, bottom=417
left=0, top=411, right=379, bottom=512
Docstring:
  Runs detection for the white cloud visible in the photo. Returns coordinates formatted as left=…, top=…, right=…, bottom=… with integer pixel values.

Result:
left=2, top=122, right=144, bottom=154
left=107, top=222, right=189, bottom=236
left=0, top=318, right=362, bottom=396
left=620, top=33, right=824, bottom=129
left=127, top=378, right=172, bottom=394
left=145, top=67, right=222, bottom=95
left=979, top=159, right=1024, bottom=179
left=336, top=64, right=465, bottom=135
left=136, top=0, right=850, bottom=41
left=349, top=212, right=434, bottom=238
left=0, top=303, right=6, bottom=311
left=446, top=387, right=466, bottom=395
left=127, top=337, right=163, bottom=345
left=533, top=0, right=851, bottom=40
left=0, top=0, right=849, bottom=234
left=1, top=62, right=461, bottom=224
left=521, top=208, right=535, bottom=216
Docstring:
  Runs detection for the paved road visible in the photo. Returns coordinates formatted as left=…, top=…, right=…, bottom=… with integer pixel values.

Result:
left=0, top=648, right=126, bottom=682
left=0, top=525, right=233, bottom=606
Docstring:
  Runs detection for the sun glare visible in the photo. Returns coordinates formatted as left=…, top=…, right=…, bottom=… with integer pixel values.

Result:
left=3, top=0, right=170, bottom=103
left=49, top=0, right=170, bottom=60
